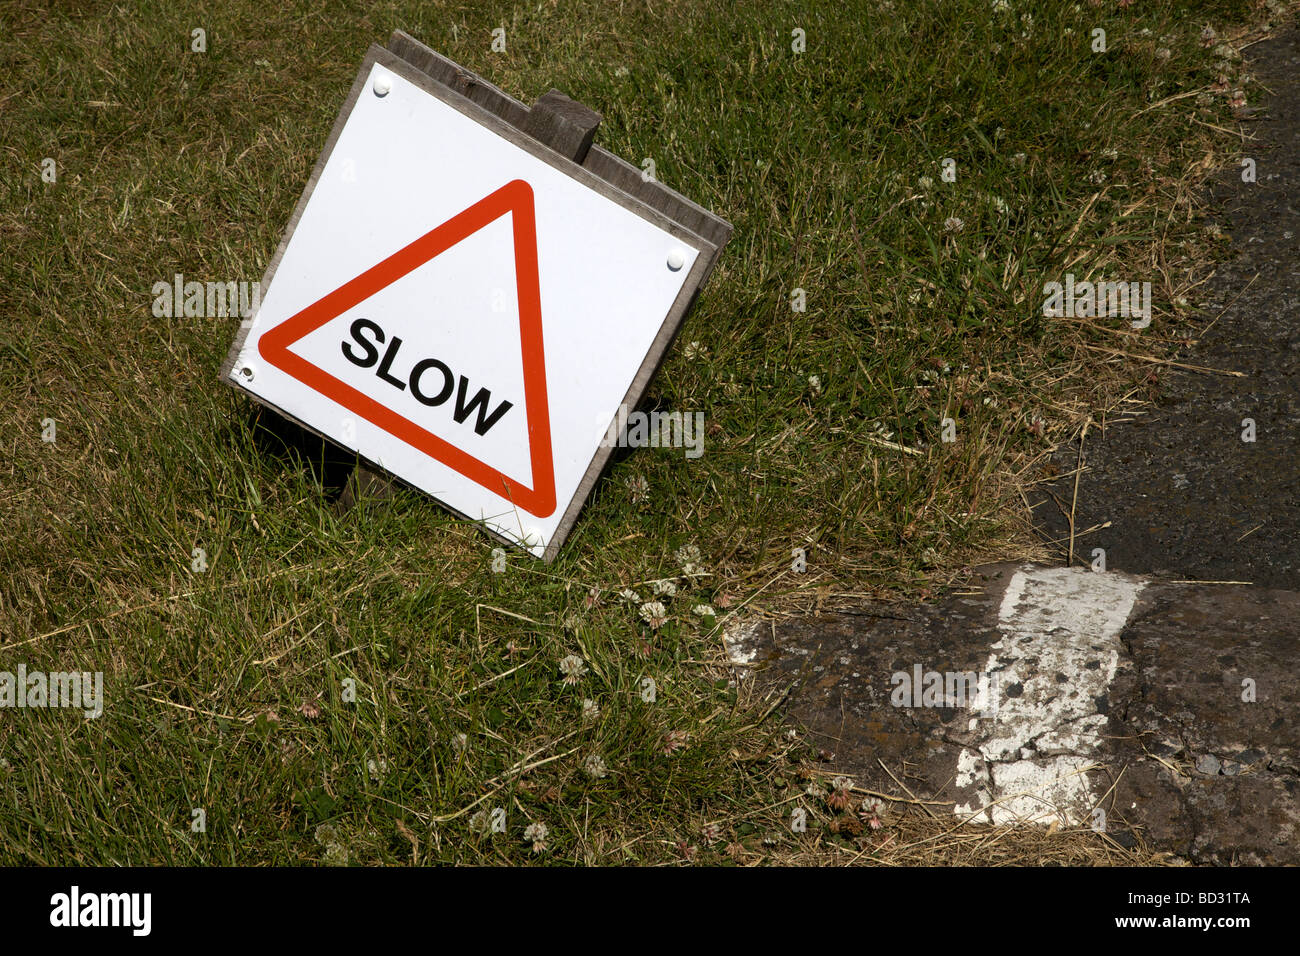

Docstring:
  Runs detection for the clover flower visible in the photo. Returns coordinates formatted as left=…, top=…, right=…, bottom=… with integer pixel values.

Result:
left=640, top=601, right=668, bottom=629
left=559, top=654, right=587, bottom=685
left=524, top=821, right=549, bottom=853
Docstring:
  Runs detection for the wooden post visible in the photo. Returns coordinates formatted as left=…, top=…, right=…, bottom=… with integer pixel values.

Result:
left=522, top=90, right=602, bottom=163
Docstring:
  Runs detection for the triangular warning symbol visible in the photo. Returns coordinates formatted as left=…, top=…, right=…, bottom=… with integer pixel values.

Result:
left=258, top=178, right=556, bottom=518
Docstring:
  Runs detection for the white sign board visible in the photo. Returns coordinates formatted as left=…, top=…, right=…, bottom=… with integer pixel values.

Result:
left=226, top=49, right=714, bottom=559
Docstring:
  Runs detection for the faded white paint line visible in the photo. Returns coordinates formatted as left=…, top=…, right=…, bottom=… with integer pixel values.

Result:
left=722, top=616, right=764, bottom=669
left=954, top=564, right=1145, bottom=826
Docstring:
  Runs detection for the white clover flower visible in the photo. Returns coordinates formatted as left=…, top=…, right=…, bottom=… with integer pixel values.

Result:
left=1200, top=25, right=1217, bottom=46
left=614, top=65, right=629, bottom=77
left=640, top=600, right=668, bottom=629
left=674, top=543, right=703, bottom=575
left=584, top=753, right=609, bottom=779
left=859, top=797, right=887, bottom=827
left=683, top=340, right=707, bottom=360
left=804, top=781, right=826, bottom=800
left=917, top=175, right=934, bottom=191
left=1010, top=152, right=1027, bottom=167
left=322, top=842, right=349, bottom=866
left=702, top=822, right=722, bottom=844
left=1087, top=169, right=1107, bottom=185
left=652, top=578, right=677, bottom=597
left=832, top=775, right=855, bottom=792
left=367, top=757, right=388, bottom=782
left=943, top=216, right=964, bottom=234
left=1155, top=47, right=1171, bottom=61
left=523, top=821, right=549, bottom=852
left=808, top=374, right=822, bottom=394
left=627, top=473, right=650, bottom=503
left=581, top=698, right=600, bottom=721
left=469, top=810, right=491, bottom=835
left=1101, top=148, right=1119, bottom=161
left=559, top=654, right=587, bottom=685
left=619, top=588, right=642, bottom=603
left=451, top=732, right=468, bottom=753
left=990, top=195, right=1008, bottom=214
left=692, top=604, right=716, bottom=618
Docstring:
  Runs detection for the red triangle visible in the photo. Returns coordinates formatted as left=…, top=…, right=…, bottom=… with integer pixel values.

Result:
left=258, top=178, right=557, bottom=518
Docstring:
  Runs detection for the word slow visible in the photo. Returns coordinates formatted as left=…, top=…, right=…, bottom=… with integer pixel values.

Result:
left=152, top=273, right=261, bottom=319
left=1042, top=273, right=1151, bottom=328
left=598, top=403, right=705, bottom=459
left=341, top=318, right=514, bottom=436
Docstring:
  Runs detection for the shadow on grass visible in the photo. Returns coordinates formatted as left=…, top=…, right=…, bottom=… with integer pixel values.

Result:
left=247, top=404, right=356, bottom=502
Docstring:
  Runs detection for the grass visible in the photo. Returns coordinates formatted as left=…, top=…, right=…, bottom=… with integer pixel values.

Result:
left=0, top=0, right=1289, bottom=865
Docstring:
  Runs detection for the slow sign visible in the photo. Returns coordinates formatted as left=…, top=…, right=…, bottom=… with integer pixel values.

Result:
left=223, top=33, right=731, bottom=560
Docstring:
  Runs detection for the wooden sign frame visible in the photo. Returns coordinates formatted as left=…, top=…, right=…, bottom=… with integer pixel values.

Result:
left=222, top=31, right=732, bottom=562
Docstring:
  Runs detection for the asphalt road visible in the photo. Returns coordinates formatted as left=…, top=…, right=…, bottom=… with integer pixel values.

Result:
left=1031, top=26, right=1300, bottom=589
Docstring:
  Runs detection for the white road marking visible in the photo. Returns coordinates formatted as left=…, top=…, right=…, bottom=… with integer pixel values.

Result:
left=722, top=616, right=764, bottom=668
left=954, top=564, right=1146, bottom=825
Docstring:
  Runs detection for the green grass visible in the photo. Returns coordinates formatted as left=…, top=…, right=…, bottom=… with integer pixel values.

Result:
left=0, top=0, right=1285, bottom=864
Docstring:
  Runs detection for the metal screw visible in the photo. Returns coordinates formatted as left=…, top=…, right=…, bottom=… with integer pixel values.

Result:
left=667, top=249, right=686, bottom=271
left=373, top=74, right=392, bottom=97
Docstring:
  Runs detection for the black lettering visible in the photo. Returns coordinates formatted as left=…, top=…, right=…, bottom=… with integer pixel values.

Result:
left=375, top=336, right=406, bottom=390
left=453, top=376, right=513, bottom=435
left=409, top=358, right=454, bottom=406
left=341, top=318, right=384, bottom=368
